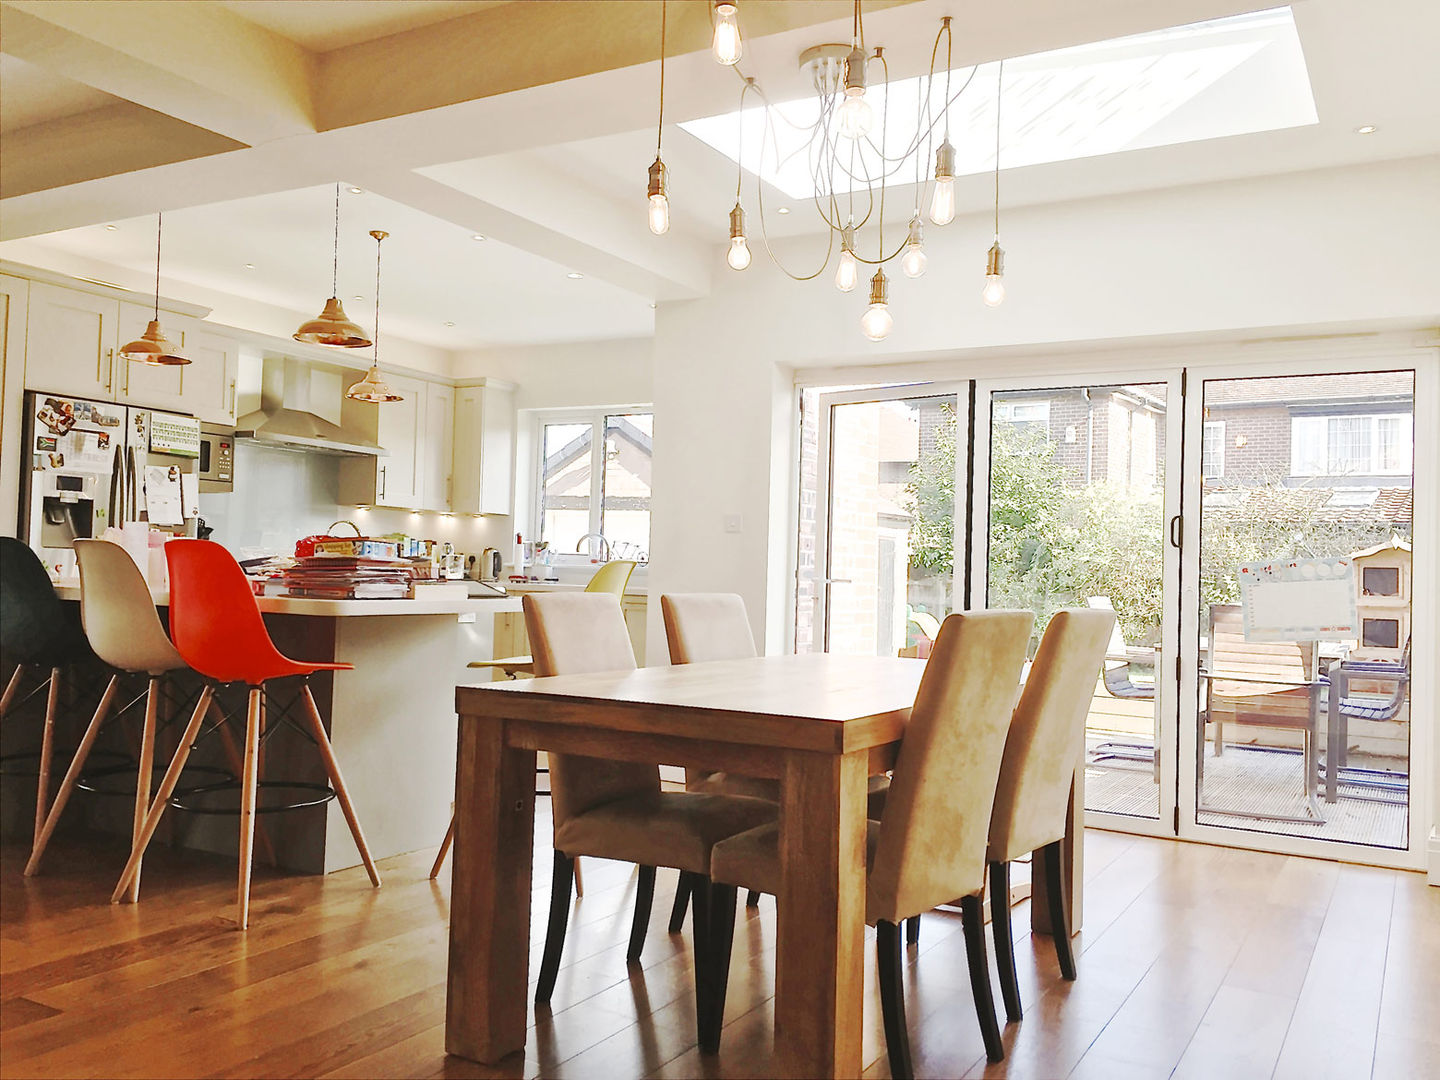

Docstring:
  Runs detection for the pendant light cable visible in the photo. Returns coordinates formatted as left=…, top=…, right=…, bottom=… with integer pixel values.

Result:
left=656, top=0, right=667, bottom=156
left=332, top=182, right=341, bottom=296
left=993, top=58, right=1004, bottom=240
left=373, top=234, right=382, bottom=364
left=154, top=212, right=162, bottom=321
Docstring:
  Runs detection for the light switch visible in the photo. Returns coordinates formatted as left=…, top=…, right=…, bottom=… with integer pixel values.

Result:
left=723, top=514, right=743, bottom=534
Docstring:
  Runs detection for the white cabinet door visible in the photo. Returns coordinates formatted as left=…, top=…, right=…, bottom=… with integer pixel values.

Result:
left=422, top=383, right=454, bottom=511
left=374, top=374, right=424, bottom=508
left=115, top=303, right=187, bottom=412
left=24, top=283, right=118, bottom=400
left=453, top=382, right=514, bottom=515
left=181, top=326, right=240, bottom=424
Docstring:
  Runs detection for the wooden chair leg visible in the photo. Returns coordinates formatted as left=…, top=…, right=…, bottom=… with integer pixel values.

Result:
left=745, top=889, right=760, bottom=909
left=990, top=860, right=1022, bottom=1022
left=126, top=677, right=160, bottom=904
left=298, top=685, right=380, bottom=887
left=690, top=871, right=712, bottom=1039
left=212, top=701, right=277, bottom=869
left=573, top=857, right=584, bottom=897
left=429, top=814, right=456, bottom=880
left=905, top=914, right=921, bottom=946
left=627, top=865, right=657, bottom=962
left=236, top=687, right=262, bottom=930
left=34, top=668, right=61, bottom=848
left=25, top=674, right=121, bottom=876
left=701, top=882, right=737, bottom=1054
left=669, top=870, right=693, bottom=932
left=0, top=664, right=26, bottom=717
left=112, top=686, right=213, bottom=902
left=1042, top=840, right=1077, bottom=980
left=535, top=851, right=574, bottom=1005
left=876, top=920, right=915, bottom=1080
left=961, top=893, right=1005, bottom=1063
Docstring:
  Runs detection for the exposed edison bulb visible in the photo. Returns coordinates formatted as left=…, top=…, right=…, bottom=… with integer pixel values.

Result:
left=712, top=2, right=742, bottom=65
left=727, top=235, right=752, bottom=270
left=835, top=249, right=858, bottom=292
left=901, top=217, right=926, bottom=279
left=837, top=88, right=874, bottom=140
left=929, top=141, right=956, bottom=226
left=860, top=269, right=892, bottom=341
left=983, top=275, right=1006, bottom=307
left=648, top=194, right=670, bottom=236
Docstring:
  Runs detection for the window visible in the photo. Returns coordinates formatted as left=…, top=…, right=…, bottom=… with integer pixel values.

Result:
left=1290, top=414, right=1413, bottom=476
left=536, top=409, right=652, bottom=562
left=1202, top=420, right=1226, bottom=479
left=993, top=399, right=1050, bottom=426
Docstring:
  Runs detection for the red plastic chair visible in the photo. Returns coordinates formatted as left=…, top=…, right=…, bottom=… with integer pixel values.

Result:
left=111, top=540, right=380, bottom=928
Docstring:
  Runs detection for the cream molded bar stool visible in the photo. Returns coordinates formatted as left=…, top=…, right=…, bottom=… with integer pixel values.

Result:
left=986, top=608, right=1115, bottom=1024
left=525, top=592, right=776, bottom=1016
left=706, top=610, right=1035, bottom=1071
left=659, top=592, right=771, bottom=930
left=25, top=540, right=194, bottom=896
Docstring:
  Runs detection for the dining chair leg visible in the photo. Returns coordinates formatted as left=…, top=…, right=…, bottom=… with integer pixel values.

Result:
left=429, top=814, right=456, bottom=880
left=905, top=914, right=921, bottom=946
left=961, top=893, right=1005, bottom=1063
left=1041, top=840, right=1076, bottom=980
left=689, top=872, right=712, bottom=1041
left=0, top=663, right=26, bottom=717
left=299, top=684, right=380, bottom=887
left=126, top=677, right=160, bottom=904
left=701, top=882, right=737, bottom=1054
left=989, top=860, right=1022, bottom=1022
left=573, top=858, right=585, bottom=897
left=627, top=865, right=657, bottom=962
left=25, top=673, right=121, bottom=876
left=112, top=685, right=213, bottom=903
left=236, top=687, right=262, bottom=930
left=535, top=851, right=575, bottom=1005
left=669, top=870, right=695, bottom=932
left=745, top=889, right=760, bottom=909
left=876, top=920, right=915, bottom=1080
left=34, top=668, right=61, bottom=848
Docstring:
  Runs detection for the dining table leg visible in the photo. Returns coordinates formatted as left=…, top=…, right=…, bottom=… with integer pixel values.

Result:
left=776, top=747, right=869, bottom=1079
left=445, top=715, right=536, bottom=1064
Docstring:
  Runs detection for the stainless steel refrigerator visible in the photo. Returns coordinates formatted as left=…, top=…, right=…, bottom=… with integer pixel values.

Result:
left=20, top=391, right=202, bottom=577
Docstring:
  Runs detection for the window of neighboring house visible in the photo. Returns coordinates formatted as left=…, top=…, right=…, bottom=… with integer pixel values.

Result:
left=993, top=399, right=1050, bottom=427
left=1290, top=414, right=1413, bottom=476
left=1202, top=420, right=1226, bottom=479
left=536, top=409, right=652, bottom=563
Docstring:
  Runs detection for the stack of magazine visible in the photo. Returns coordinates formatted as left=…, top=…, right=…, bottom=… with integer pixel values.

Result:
left=282, top=554, right=412, bottom=599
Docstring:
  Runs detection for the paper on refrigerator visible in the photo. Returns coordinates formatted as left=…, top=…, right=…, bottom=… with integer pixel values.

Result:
left=144, top=464, right=184, bottom=526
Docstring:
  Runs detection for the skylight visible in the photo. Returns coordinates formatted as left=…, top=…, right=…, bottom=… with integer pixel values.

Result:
left=680, top=7, right=1317, bottom=200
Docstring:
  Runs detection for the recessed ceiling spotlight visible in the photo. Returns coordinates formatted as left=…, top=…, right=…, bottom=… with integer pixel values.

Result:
left=471, top=233, right=486, bottom=241
left=104, top=224, right=118, bottom=231
left=353, top=294, right=363, bottom=300
left=776, top=206, right=791, bottom=214
left=243, top=263, right=256, bottom=269
left=443, top=320, right=455, bottom=327
left=1354, top=124, right=1378, bottom=134
left=567, top=272, right=584, bottom=279
left=348, top=186, right=364, bottom=194
left=649, top=303, right=658, bottom=309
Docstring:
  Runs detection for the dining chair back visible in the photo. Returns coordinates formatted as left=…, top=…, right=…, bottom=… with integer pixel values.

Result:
left=75, top=539, right=185, bottom=676
left=660, top=593, right=756, bottom=664
left=523, top=591, right=658, bottom=826
left=985, top=607, right=1114, bottom=1024
left=584, top=559, right=638, bottom=598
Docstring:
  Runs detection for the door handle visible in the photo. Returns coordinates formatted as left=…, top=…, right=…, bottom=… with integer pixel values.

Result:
left=822, top=578, right=853, bottom=585
left=1169, top=514, right=1183, bottom=548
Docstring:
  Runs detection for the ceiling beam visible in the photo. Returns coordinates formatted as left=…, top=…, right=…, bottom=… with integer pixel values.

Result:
left=0, top=0, right=316, bottom=144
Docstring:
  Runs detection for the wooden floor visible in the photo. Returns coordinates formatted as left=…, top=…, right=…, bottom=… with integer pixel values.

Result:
left=2, top=812, right=1437, bottom=1080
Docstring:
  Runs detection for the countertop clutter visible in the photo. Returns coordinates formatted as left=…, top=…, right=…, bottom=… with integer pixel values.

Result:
left=50, top=580, right=519, bottom=616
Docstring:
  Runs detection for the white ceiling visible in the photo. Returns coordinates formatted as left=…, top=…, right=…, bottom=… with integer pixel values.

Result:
left=2, top=0, right=1438, bottom=351
left=0, top=53, right=116, bottom=132
left=219, top=0, right=502, bottom=52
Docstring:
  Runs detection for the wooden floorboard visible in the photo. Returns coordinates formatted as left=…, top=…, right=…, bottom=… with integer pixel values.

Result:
left=1, top=815, right=1435, bottom=1080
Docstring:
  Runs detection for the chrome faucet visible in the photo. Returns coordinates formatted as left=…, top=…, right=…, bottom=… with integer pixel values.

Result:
left=575, top=532, right=611, bottom=561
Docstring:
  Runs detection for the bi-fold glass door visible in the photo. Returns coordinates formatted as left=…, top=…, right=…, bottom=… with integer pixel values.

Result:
left=805, top=351, right=1430, bottom=867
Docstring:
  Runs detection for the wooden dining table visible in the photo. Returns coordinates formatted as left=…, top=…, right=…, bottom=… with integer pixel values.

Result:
left=445, top=652, right=1083, bottom=1078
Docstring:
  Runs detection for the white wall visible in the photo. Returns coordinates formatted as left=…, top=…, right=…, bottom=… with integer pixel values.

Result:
left=453, top=337, right=653, bottom=411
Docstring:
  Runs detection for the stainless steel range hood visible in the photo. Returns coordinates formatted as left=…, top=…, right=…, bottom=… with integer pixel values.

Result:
left=235, top=358, right=386, bottom=457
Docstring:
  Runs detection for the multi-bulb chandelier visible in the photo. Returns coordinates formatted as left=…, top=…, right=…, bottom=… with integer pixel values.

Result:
left=646, top=0, right=1008, bottom=340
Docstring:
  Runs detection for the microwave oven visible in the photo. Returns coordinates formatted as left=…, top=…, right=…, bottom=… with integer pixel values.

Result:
left=198, top=423, right=235, bottom=493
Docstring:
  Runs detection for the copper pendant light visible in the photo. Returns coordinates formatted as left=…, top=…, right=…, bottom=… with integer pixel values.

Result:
left=345, top=231, right=403, bottom=403
left=119, top=212, right=189, bottom=366
left=295, top=183, right=372, bottom=348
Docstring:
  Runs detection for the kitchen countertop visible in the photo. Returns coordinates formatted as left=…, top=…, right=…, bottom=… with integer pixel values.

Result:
left=53, top=580, right=522, bottom=616
left=504, top=580, right=648, bottom=598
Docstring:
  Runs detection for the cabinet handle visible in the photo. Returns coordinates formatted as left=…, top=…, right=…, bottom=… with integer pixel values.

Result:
left=104, top=348, right=114, bottom=392
left=379, top=466, right=387, bottom=500
left=123, top=355, right=130, bottom=396
left=229, top=379, right=236, bottom=414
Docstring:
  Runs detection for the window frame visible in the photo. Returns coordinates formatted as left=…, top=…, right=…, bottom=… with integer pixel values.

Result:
left=1202, top=419, right=1226, bottom=479
left=531, top=405, right=654, bottom=566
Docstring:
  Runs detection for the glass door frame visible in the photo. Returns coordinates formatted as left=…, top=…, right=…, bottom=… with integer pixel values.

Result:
left=1176, top=350, right=1434, bottom=870
left=812, top=381, right=972, bottom=654
left=969, top=370, right=1185, bottom=841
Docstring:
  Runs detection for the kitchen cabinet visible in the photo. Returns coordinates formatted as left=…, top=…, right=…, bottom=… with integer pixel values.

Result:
left=338, top=373, right=426, bottom=508
left=115, top=302, right=186, bottom=412
left=453, top=380, right=514, bottom=516
left=422, top=383, right=455, bottom=512
left=181, top=327, right=240, bottom=424
left=24, top=283, right=118, bottom=400
left=0, top=274, right=30, bottom=537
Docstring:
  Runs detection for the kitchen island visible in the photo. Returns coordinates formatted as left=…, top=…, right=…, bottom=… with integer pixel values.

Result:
left=54, top=584, right=521, bottom=874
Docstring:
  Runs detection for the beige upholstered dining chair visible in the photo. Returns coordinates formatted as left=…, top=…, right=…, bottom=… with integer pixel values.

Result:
left=705, top=609, right=1034, bottom=1074
left=525, top=592, right=777, bottom=1020
left=986, top=607, right=1114, bottom=1024
left=660, top=592, right=773, bottom=928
